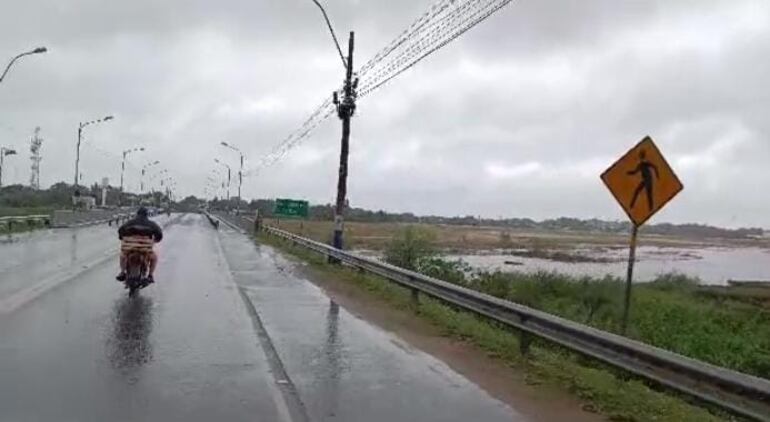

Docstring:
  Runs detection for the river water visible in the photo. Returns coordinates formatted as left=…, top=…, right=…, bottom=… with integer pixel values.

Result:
left=447, top=246, right=770, bottom=286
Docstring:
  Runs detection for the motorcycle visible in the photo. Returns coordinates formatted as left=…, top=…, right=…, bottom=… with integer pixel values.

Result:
left=124, top=250, right=151, bottom=297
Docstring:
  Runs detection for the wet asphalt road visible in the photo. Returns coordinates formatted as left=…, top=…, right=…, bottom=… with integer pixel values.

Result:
left=0, top=214, right=522, bottom=421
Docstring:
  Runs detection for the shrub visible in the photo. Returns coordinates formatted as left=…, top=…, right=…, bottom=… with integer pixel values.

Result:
left=649, top=272, right=700, bottom=292
left=417, top=257, right=471, bottom=285
left=384, top=225, right=437, bottom=271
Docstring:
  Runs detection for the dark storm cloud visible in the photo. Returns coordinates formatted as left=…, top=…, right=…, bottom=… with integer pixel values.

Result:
left=0, top=0, right=768, bottom=227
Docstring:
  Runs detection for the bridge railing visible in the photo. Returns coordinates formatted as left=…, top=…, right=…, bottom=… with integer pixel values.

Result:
left=211, top=211, right=770, bottom=421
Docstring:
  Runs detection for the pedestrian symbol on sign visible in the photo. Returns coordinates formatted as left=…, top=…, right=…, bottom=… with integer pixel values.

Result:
left=627, top=150, right=660, bottom=212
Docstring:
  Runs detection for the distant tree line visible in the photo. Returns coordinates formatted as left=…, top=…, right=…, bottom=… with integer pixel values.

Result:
left=0, top=183, right=170, bottom=209
left=7, top=186, right=760, bottom=239
left=202, top=197, right=765, bottom=240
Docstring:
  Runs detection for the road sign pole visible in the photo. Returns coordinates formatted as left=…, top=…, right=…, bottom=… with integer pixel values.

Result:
left=621, top=224, right=639, bottom=335
left=601, top=136, right=682, bottom=335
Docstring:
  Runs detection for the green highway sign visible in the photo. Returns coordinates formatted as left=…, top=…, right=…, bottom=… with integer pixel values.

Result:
left=274, top=198, right=309, bottom=219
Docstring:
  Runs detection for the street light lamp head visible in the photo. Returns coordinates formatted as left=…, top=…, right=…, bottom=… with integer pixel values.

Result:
left=32, top=47, right=47, bottom=54
left=221, top=141, right=229, bottom=147
left=139, top=147, right=145, bottom=151
left=103, top=115, right=114, bottom=121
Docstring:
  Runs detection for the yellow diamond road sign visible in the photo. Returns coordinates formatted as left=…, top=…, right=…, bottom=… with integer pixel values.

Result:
left=601, top=136, right=683, bottom=227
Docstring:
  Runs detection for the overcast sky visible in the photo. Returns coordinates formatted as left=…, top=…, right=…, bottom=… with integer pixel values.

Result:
left=0, top=0, right=768, bottom=227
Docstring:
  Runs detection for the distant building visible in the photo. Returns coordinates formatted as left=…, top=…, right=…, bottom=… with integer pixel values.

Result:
left=72, top=194, right=97, bottom=209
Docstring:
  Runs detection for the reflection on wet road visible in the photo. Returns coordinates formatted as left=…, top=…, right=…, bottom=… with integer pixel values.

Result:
left=0, top=213, right=523, bottom=421
left=320, top=300, right=342, bottom=419
left=107, top=296, right=154, bottom=378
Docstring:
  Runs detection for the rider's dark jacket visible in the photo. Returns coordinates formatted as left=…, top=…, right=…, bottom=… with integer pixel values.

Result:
left=118, top=216, right=163, bottom=242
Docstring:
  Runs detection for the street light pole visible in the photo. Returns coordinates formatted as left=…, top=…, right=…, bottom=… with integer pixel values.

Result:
left=74, top=115, right=114, bottom=186
left=0, top=147, right=18, bottom=188
left=141, top=160, right=160, bottom=193
left=145, top=168, right=167, bottom=205
left=220, top=141, right=244, bottom=209
left=214, top=159, right=231, bottom=202
left=0, top=47, right=47, bottom=85
left=209, top=169, right=224, bottom=200
left=120, top=147, right=144, bottom=193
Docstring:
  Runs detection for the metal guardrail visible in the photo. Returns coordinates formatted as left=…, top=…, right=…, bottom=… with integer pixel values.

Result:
left=57, top=213, right=132, bottom=228
left=51, top=207, right=140, bottom=228
left=223, top=220, right=770, bottom=421
left=0, top=214, right=51, bottom=232
left=106, top=213, right=132, bottom=227
left=1, top=211, right=136, bottom=233
left=202, top=211, right=221, bottom=228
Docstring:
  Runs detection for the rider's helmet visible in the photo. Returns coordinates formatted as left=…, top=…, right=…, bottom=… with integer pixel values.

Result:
left=137, top=207, right=149, bottom=218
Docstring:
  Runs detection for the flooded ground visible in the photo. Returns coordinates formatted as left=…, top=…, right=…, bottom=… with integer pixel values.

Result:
left=448, top=246, right=770, bottom=286
left=357, top=246, right=770, bottom=286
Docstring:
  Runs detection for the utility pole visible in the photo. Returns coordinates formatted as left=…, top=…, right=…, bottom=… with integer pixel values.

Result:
left=29, top=127, right=42, bottom=190
left=331, top=31, right=357, bottom=251
left=0, top=147, right=18, bottom=188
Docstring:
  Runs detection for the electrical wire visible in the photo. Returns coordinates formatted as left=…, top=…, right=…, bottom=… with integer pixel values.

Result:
left=357, top=0, right=456, bottom=77
left=245, top=0, right=514, bottom=175
left=359, top=0, right=513, bottom=98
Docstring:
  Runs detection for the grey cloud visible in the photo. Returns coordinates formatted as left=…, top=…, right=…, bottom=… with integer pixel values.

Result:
left=1, top=0, right=768, bottom=227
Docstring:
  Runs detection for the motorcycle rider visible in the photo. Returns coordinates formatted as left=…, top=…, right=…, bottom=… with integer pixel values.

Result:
left=116, top=207, right=163, bottom=283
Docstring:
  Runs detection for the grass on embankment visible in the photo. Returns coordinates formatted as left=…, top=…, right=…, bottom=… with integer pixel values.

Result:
left=257, top=232, right=737, bottom=422
left=451, top=270, right=770, bottom=379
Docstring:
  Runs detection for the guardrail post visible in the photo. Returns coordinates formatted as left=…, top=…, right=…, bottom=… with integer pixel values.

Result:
left=411, top=288, right=420, bottom=309
left=519, top=331, right=532, bottom=357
